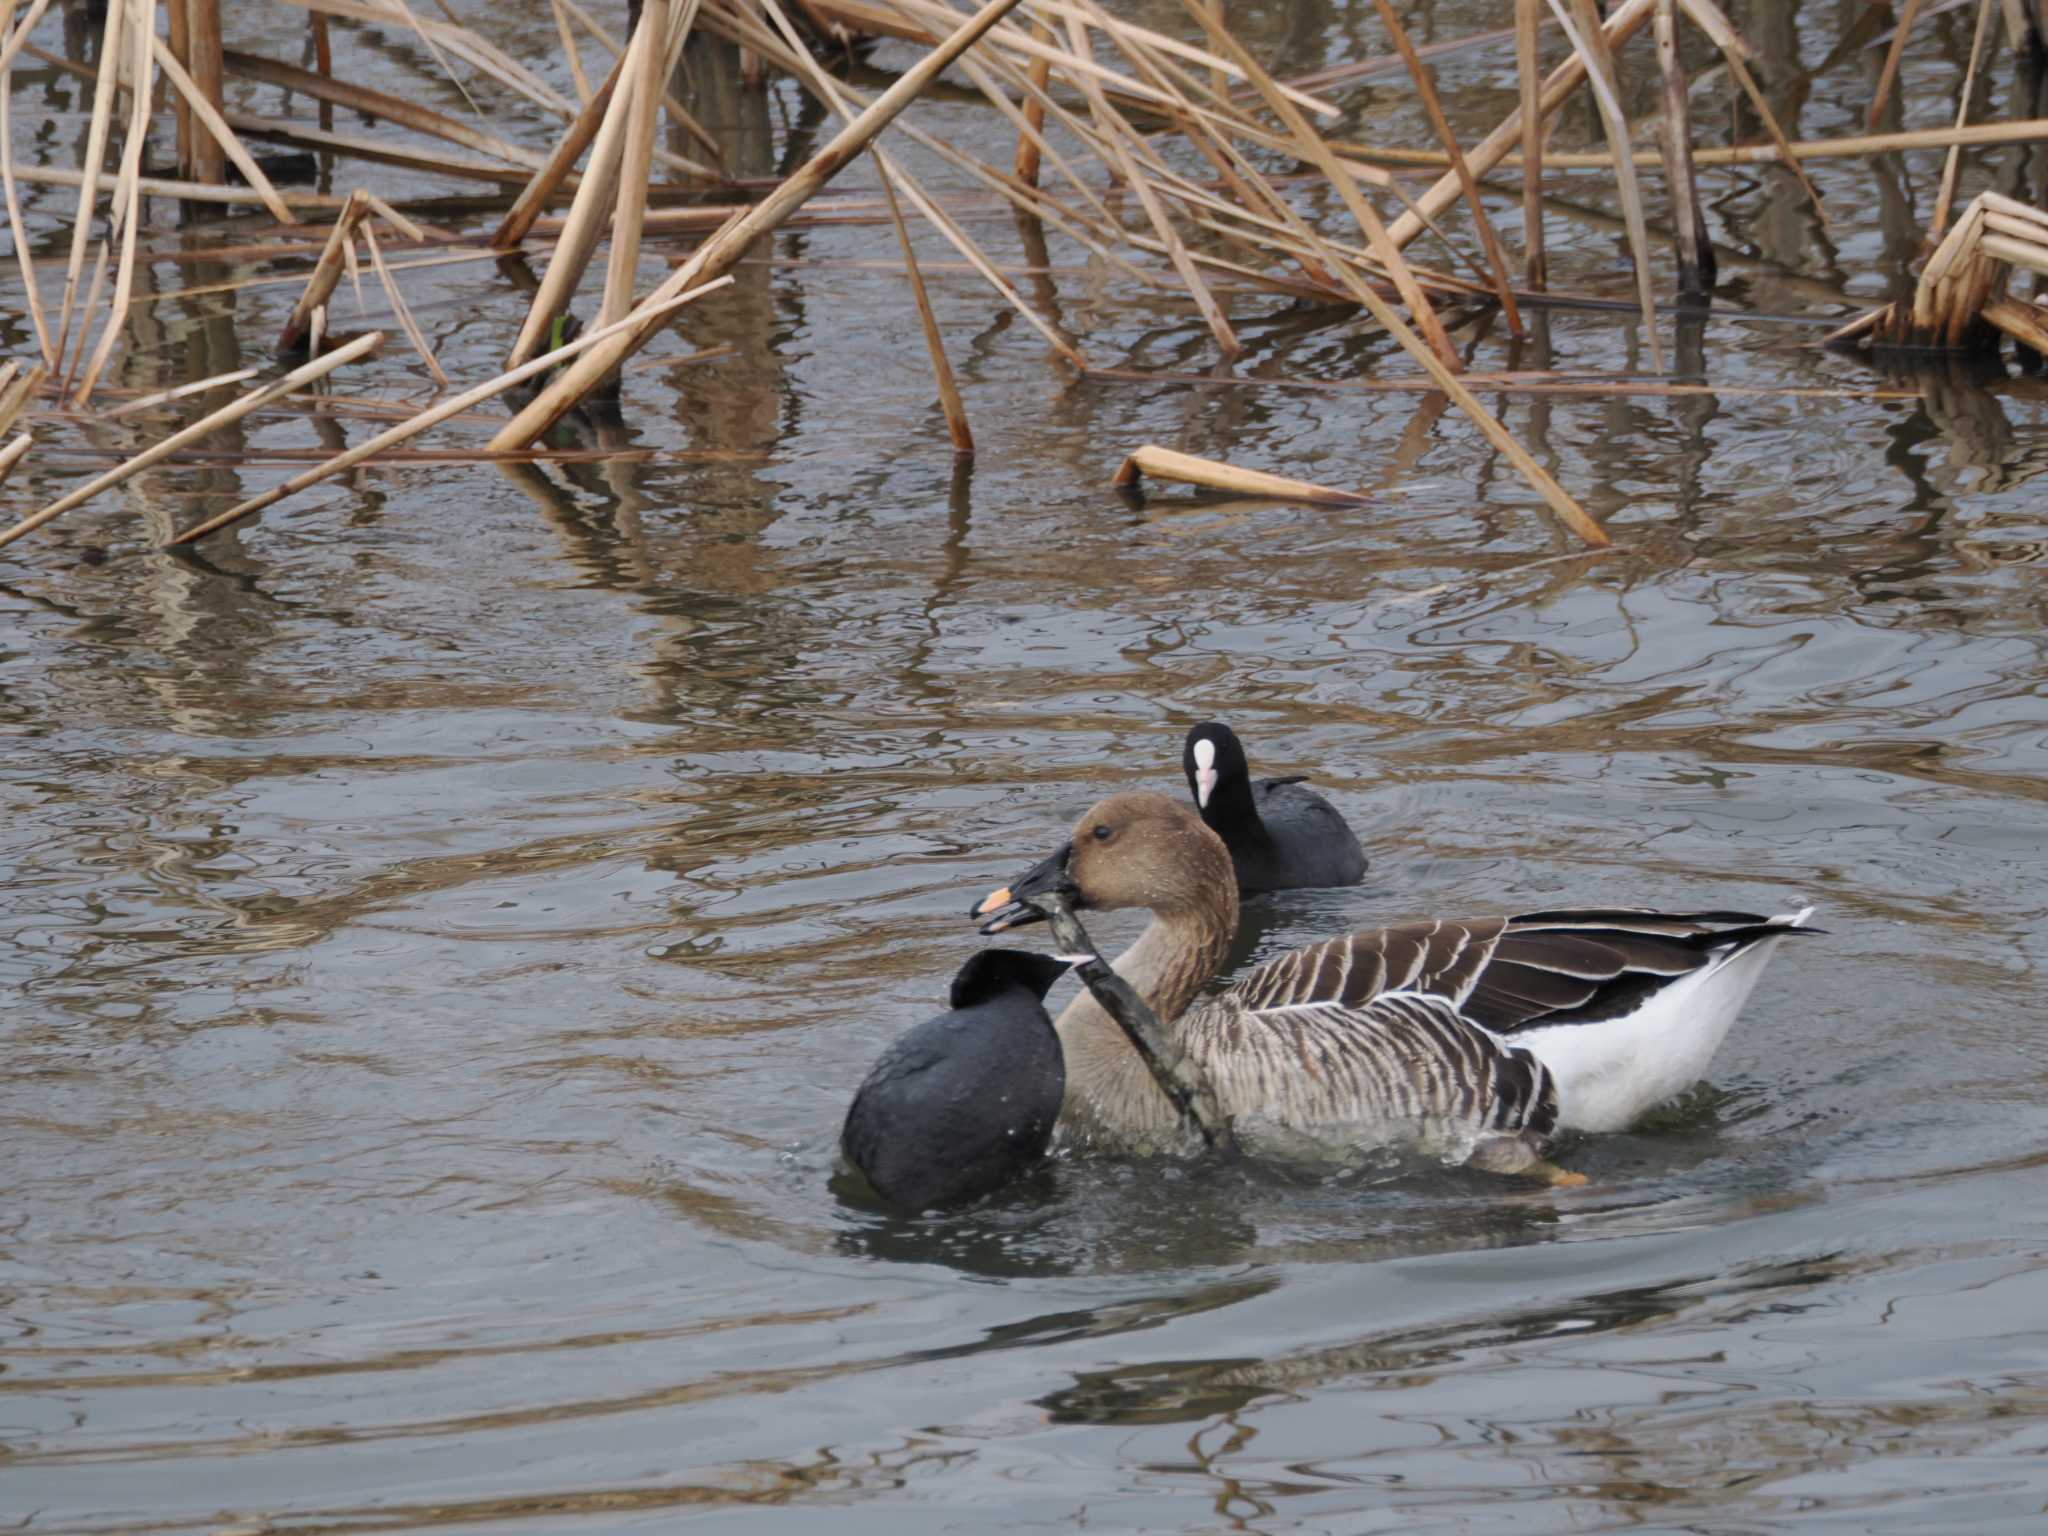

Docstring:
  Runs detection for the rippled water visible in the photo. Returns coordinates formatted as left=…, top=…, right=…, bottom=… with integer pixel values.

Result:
left=5, top=2, right=2048, bottom=1531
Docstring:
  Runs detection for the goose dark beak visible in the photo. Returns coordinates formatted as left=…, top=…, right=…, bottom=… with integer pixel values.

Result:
left=971, top=843, right=1078, bottom=935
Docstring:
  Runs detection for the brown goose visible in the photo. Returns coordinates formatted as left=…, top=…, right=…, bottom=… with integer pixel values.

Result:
left=972, top=793, right=1811, bottom=1175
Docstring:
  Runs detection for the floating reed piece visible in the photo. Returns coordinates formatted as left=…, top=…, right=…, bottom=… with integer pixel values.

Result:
left=1111, top=445, right=1367, bottom=506
left=1824, top=193, right=2048, bottom=354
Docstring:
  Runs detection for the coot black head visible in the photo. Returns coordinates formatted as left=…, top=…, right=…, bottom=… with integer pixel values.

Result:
left=948, top=948, right=1073, bottom=1010
left=841, top=949, right=1071, bottom=1214
left=1183, top=722, right=1251, bottom=816
left=1178, top=721, right=1367, bottom=893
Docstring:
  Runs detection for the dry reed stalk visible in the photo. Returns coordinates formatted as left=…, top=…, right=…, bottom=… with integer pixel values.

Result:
left=1832, top=192, right=2048, bottom=349
left=745, top=0, right=1106, bottom=350
left=1060, top=13, right=1239, bottom=356
left=0, top=332, right=384, bottom=551
left=0, top=3, right=54, bottom=368
left=555, top=0, right=721, bottom=163
left=62, top=242, right=112, bottom=393
left=280, top=191, right=373, bottom=355
left=492, top=51, right=626, bottom=248
left=552, top=0, right=592, bottom=103
left=0, top=365, right=41, bottom=435
left=152, top=35, right=297, bottom=221
left=223, top=113, right=535, bottom=185
left=1110, top=445, right=1367, bottom=505
left=0, top=0, right=55, bottom=74
left=492, top=0, right=1033, bottom=449
left=275, top=0, right=568, bottom=115
left=169, top=284, right=728, bottom=545
left=8, top=163, right=354, bottom=208
left=1386, top=0, right=1653, bottom=252
left=361, top=222, right=449, bottom=386
left=1086, top=364, right=1922, bottom=401
left=1013, top=19, right=1053, bottom=185
left=72, top=0, right=154, bottom=406
left=185, top=0, right=226, bottom=183
left=224, top=51, right=543, bottom=171
left=1931, top=0, right=1996, bottom=242
left=1552, top=0, right=1664, bottom=371
left=53, top=0, right=127, bottom=371
left=312, top=10, right=334, bottom=130
left=1983, top=297, right=2048, bottom=350
left=164, top=0, right=190, bottom=172
left=104, top=365, right=261, bottom=418
left=0, top=432, right=30, bottom=488
left=1675, top=0, right=1825, bottom=223
left=1358, top=117, right=2048, bottom=170
left=1180, top=0, right=1458, bottom=367
left=601, top=0, right=669, bottom=336
left=1516, top=0, right=1546, bottom=287
left=1174, top=1, right=1606, bottom=546
left=506, top=15, right=651, bottom=368
left=361, top=194, right=428, bottom=244
left=1869, top=0, right=1925, bottom=131
left=1374, top=0, right=1522, bottom=332
left=1653, top=0, right=1712, bottom=298
left=877, top=161, right=972, bottom=454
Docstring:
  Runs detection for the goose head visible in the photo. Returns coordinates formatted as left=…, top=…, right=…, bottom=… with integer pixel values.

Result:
left=973, top=792, right=1238, bottom=935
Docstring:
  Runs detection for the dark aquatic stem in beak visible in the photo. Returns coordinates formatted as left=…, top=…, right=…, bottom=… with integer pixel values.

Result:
left=971, top=842, right=1075, bottom=935
left=1033, top=893, right=1239, bottom=1159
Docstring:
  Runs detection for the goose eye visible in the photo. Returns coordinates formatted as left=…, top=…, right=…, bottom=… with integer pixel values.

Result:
left=1090, top=823, right=1114, bottom=843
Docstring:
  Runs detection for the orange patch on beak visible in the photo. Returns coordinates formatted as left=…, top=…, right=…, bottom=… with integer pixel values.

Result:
left=974, top=885, right=1014, bottom=918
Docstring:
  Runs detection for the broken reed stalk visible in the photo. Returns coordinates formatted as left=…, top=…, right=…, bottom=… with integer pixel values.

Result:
left=1930, top=0, right=1996, bottom=243
left=1553, top=0, right=1664, bottom=371
left=600, top=0, right=669, bottom=335
left=1675, top=0, right=1826, bottom=225
left=1112, top=445, right=1365, bottom=504
left=1373, top=0, right=1521, bottom=333
left=151, top=33, right=296, bottom=222
left=1827, top=192, right=2048, bottom=352
left=280, top=190, right=372, bottom=355
left=1354, top=118, right=2048, bottom=172
left=1061, top=12, right=1239, bottom=356
left=0, top=433, right=30, bottom=487
left=1175, top=0, right=1606, bottom=546
left=1386, top=0, right=1653, bottom=252
left=489, top=0, right=1035, bottom=450
left=876, top=161, right=972, bottom=455
left=170, top=282, right=730, bottom=545
left=491, top=50, right=626, bottom=248
left=183, top=0, right=227, bottom=182
left=53, top=0, right=126, bottom=371
left=0, top=0, right=54, bottom=368
left=72, top=0, right=155, bottom=406
left=1012, top=18, right=1054, bottom=184
left=1653, top=0, right=1713, bottom=298
left=721, top=0, right=1115, bottom=350
left=224, top=51, right=543, bottom=173
left=0, top=363, right=42, bottom=436
left=1178, top=1, right=1458, bottom=363
left=104, top=364, right=261, bottom=419
left=360, top=221, right=448, bottom=386
left=0, top=332, right=384, bottom=552
left=1516, top=0, right=1546, bottom=286
left=1868, top=0, right=1925, bottom=132
left=507, top=13, right=652, bottom=368
left=552, top=0, right=592, bottom=104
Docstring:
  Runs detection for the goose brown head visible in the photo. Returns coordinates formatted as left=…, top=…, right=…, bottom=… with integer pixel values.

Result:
left=973, top=792, right=1238, bottom=935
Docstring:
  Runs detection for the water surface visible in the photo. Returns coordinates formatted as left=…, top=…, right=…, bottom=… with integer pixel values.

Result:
left=4, top=2, right=2048, bottom=1531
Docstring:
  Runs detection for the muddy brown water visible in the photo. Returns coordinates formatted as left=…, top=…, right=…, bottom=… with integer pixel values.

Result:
left=5, top=3, right=2048, bottom=1531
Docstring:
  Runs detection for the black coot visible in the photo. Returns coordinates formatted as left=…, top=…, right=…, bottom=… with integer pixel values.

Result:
left=841, top=949, right=1071, bottom=1213
left=1182, top=722, right=1367, bottom=893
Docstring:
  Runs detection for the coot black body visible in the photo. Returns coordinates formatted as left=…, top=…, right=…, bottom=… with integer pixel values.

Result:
left=1182, top=722, right=1367, bottom=893
left=841, top=950, right=1071, bottom=1213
